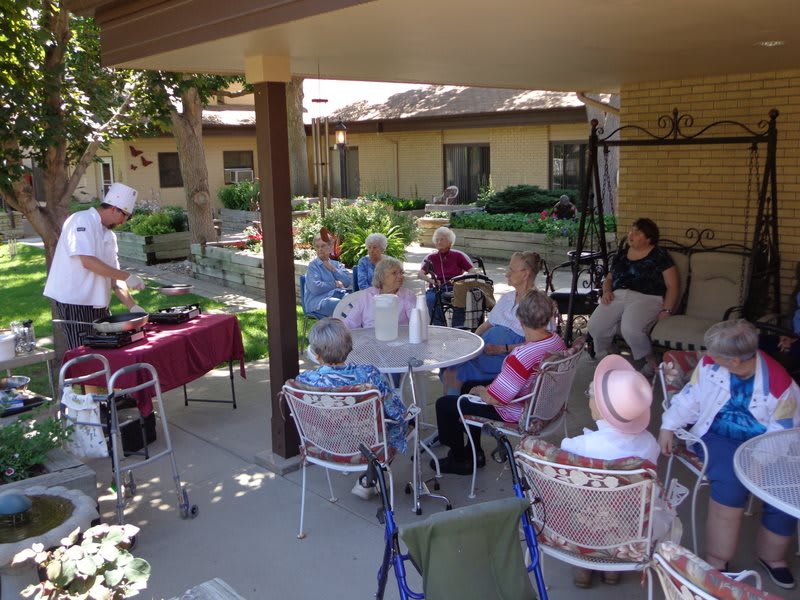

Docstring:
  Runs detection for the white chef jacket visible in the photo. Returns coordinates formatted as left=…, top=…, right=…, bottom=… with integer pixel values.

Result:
left=43, top=208, right=119, bottom=308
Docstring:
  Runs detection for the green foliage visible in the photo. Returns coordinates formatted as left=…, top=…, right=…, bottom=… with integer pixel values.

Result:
left=218, top=181, right=259, bottom=211
left=0, top=408, right=73, bottom=482
left=294, top=199, right=417, bottom=267
left=15, top=523, right=151, bottom=599
left=425, top=211, right=450, bottom=219
left=117, top=206, right=188, bottom=236
left=450, top=211, right=616, bottom=241
left=68, top=200, right=100, bottom=214
left=339, top=225, right=407, bottom=267
left=362, top=192, right=426, bottom=211
left=475, top=183, right=496, bottom=207
left=484, top=184, right=577, bottom=214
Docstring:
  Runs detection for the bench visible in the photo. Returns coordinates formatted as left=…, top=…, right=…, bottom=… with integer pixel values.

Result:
left=650, top=230, right=750, bottom=351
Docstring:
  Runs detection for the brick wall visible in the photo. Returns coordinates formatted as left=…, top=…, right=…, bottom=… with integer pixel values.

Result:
left=619, top=69, right=800, bottom=307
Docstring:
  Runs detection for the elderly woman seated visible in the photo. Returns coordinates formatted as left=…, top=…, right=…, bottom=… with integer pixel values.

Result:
left=432, top=289, right=566, bottom=474
left=440, top=251, right=543, bottom=395
left=355, top=233, right=388, bottom=291
left=659, top=319, right=800, bottom=590
left=305, top=232, right=353, bottom=317
left=297, top=318, right=408, bottom=499
left=343, top=256, right=416, bottom=329
left=418, top=226, right=475, bottom=326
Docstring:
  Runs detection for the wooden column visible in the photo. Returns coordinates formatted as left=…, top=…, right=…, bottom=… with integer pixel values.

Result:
left=253, top=81, right=300, bottom=461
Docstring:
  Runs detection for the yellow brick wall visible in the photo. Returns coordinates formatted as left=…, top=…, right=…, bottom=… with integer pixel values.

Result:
left=619, top=69, right=800, bottom=307
left=347, top=122, right=588, bottom=199
left=80, top=136, right=259, bottom=208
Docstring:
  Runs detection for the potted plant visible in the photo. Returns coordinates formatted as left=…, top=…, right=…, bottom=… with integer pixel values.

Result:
left=13, top=523, right=151, bottom=599
left=1, top=409, right=73, bottom=484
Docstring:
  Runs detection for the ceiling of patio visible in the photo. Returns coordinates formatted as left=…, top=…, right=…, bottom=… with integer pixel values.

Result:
left=74, top=0, right=800, bottom=92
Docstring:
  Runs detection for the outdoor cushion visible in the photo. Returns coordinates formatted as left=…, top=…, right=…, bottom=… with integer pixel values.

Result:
left=656, top=541, right=782, bottom=600
left=685, top=252, right=746, bottom=321
left=651, top=315, right=713, bottom=351
left=666, top=250, right=690, bottom=310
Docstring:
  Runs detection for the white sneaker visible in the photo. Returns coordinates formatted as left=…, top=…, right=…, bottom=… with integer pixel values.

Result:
left=351, top=479, right=378, bottom=500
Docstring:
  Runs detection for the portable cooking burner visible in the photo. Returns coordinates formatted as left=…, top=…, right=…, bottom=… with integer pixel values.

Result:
left=84, top=327, right=147, bottom=349
left=148, top=303, right=202, bottom=325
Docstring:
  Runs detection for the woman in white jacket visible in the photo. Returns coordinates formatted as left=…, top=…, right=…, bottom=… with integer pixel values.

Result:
left=659, top=319, right=800, bottom=590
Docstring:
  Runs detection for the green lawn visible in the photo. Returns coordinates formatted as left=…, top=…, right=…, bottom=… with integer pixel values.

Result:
left=0, top=244, right=305, bottom=395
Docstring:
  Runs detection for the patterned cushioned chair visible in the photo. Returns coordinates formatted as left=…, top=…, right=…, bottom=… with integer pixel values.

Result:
left=281, top=380, right=394, bottom=539
left=456, top=337, right=585, bottom=498
left=514, top=438, right=681, bottom=600
left=658, top=350, right=706, bottom=553
left=651, top=541, right=780, bottom=600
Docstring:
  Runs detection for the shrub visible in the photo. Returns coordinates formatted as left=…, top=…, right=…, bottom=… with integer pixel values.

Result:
left=119, top=210, right=187, bottom=236
left=218, top=181, right=259, bottom=211
left=0, top=408, right=73, bottom=482
left=450, top=211, right=616, bottom=241
left=362, top=192, right=426, bottom=211
left=294, top=199, right=417, bottom=267
left=339, top=224, right=407, bottom=266
left=484, top=184, right=577, bottom=214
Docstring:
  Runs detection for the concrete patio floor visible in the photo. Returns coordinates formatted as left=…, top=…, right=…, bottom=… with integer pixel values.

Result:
left=69, top=248, right=797, bottom=599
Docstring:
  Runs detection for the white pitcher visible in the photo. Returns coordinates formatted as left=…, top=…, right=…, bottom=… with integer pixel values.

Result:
left=374, top=294, right=400, bottom=341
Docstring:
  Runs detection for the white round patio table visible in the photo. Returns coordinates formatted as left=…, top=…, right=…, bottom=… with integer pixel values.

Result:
left=348, top=325, right=484, bottom=513
left=733, top=428, right=800, bottom=519
left=348, top=325, right=484, bottom=374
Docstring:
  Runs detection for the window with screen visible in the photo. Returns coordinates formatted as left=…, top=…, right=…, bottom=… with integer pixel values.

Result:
left=443, top=144, right=490, bottom=203
left=158, top=153, right=183, bottom=188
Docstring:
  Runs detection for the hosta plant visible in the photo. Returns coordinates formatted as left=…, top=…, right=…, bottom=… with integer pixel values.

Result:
left=14, top=523, right=151, bottom=599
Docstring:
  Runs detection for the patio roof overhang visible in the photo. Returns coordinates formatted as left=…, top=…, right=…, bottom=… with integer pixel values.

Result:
left=65, top=0, right=800, bottom=463
left=67, top=0, right=800, bottom=93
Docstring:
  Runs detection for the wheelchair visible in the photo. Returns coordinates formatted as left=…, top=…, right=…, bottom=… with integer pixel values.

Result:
left=360, top=423, right=548, bottom=600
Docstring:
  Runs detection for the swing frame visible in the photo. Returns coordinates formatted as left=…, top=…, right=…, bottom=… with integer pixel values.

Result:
left=563, top=108, right=781, bottom=344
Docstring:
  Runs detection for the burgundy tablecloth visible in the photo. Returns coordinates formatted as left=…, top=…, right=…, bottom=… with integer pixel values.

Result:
left=63, top=314, right=246, bottom=416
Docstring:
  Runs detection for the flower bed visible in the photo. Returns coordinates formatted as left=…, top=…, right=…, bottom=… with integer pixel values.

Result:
left=117, top=231, right=192, bottom=265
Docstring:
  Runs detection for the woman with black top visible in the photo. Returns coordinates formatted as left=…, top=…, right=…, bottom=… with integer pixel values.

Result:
left=588, top=218, right=679, bottom=376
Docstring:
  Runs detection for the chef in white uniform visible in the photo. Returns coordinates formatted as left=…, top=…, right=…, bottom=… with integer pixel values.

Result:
left=44, top=183, right=147, bottom=349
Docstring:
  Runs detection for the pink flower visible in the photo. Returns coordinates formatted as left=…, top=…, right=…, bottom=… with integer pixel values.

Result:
left=4, top=467, right=15, bottom=476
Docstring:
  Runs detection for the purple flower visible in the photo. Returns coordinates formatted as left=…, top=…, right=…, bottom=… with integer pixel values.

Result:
left=4, top=467, right=15, bottom=477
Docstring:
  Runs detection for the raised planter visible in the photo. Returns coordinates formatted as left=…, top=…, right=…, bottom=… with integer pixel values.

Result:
left=116, top=231, right=191, bottom=265
left=2, top=448, right=97, bottom=504
left=417, top=217, right=450, bottom=245
left=217, top=208, right=260, bottom=235
left=191, top=243, right=308, bottom=297
left=0, top=211, right=24, bottom=241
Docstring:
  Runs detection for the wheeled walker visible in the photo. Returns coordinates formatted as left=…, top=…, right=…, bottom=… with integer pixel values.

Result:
left=360, top=422, right=549, bottom=600
left=59, top=355, right=198, bottom=525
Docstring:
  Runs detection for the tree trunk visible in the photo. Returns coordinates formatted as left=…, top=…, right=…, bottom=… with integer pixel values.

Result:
left=171, top=86, right=217, bottom=245
left=286, top=76, right=310, bottom=197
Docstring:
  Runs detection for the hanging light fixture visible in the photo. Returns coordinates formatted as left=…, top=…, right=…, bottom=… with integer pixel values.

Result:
left=334, top=121, right=347, bottom=147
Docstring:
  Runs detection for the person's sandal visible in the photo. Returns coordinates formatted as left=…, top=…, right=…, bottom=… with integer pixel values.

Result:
left=573, top=567, right=593, bottom=588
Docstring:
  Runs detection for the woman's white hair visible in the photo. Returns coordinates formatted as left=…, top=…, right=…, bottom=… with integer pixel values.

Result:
left=365, top=233, right=388, bottom=251
left=372, top=256, right=403, bottom=289
left=704, top=319, right=758, bottom=361
left=308, top=318, right=353, bottom=364
left=432, top=226, right=456, bottom=245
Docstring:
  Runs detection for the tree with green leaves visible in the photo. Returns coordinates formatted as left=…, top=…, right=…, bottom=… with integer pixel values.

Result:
left=0, top=0, right=152, bottom=260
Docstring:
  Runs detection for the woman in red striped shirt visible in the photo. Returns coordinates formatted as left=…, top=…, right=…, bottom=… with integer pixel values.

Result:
left=432, top=289, right=566, bottom=475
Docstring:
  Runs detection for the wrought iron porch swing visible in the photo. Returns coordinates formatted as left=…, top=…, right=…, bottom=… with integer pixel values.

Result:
left=562, top=108, right=781, bottom=345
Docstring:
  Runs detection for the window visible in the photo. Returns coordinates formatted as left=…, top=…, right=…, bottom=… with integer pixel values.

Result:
left=443, top=144, right=490, bottom=203
left=223, top=150, right=254, bottom=184
left=550, top=142, right=586, bottom=192
left=158, top=153, right=183, bottom=188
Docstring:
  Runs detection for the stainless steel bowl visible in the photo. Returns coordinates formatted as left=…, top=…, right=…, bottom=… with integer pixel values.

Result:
left=1, top=375, right=31, bottom=391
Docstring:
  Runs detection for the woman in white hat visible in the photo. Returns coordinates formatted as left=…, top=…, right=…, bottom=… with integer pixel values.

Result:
left=44, top=182, right=146, bottom=349
left=561, top=355, right=663, bottom=588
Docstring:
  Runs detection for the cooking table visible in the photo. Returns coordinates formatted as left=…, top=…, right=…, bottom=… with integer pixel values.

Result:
left=733, top=428, right=800, bottom=519
left=63, top=313, right=246, bottom=415
left=348, top=325, right=484, bottom=512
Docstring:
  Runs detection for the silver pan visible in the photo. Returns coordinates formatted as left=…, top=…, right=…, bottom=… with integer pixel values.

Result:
left=53, top=312, right=149, bottom=333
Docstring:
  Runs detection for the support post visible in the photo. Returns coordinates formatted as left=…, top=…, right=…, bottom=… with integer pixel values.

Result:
left=253, top=81, right=300, bottom=462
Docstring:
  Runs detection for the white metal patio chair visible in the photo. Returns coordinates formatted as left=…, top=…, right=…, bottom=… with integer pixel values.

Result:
left=332, top=289, right=368, bottom=322
left=658, top=350, right=707, bottom=553
left=515, top=438, right=685, bottom=600
left=281, top=380, right=394, bottom=539
left=432, top=185, right=459, bottom=205
left=650, top=541, right=778, bottom=600
left=457, top=338, right=585, bottom=498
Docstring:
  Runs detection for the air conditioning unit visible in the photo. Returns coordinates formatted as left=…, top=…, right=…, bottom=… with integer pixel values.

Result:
left=224, top=168, right=254, bottom=184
